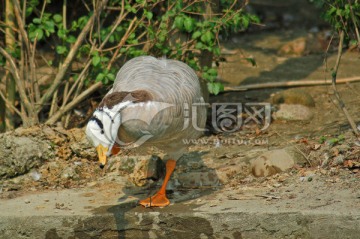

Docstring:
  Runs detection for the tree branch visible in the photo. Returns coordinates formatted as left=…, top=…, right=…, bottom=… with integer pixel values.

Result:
left=46, top=82, right=103, bottom=125
left=11, top=0, right=32, bottom=55
left=223, top=76, right=360, bottom=91
left=0, top=89, right=22, bottom=117
left=0, top=46, right=33, bottom=113
left=331, top=30, right=359, bottom=135
left=36, top=0, right=109, bottom=113
left=347, top=0, right=360, bottom=48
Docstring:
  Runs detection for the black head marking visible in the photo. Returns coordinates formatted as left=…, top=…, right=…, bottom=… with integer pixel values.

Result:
left=89, top=115, right=104, bottom=134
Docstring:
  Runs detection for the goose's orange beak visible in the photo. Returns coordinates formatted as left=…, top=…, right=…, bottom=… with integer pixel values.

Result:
left=96, top=144, right=108, bottom=169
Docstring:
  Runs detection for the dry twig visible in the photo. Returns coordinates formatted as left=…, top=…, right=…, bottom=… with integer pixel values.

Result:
left=331, top=30, right=359, bottom=136
left=224, top=77, right=360, bottom=92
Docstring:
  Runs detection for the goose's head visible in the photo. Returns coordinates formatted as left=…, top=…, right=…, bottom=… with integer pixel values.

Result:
left=86, top=101, right=131, bottom=168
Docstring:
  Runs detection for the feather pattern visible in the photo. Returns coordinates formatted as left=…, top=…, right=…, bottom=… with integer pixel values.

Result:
left=110, top=56, right=207, bottom=158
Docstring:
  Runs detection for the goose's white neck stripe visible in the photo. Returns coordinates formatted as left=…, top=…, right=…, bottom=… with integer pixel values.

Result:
left=86, top=101, right=133, bottom=155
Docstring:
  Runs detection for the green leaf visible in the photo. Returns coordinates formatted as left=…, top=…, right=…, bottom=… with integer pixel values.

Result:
left=195, top=42, right=204, bottom=49
left=107, top=73, right=115, bottom=81
left=57, top=28, right=66, bottom=39
left=208, top=68, right=217, bottom=76
left=66, top=35, right=77, bottom=44
left=30, top=28, right=44, bottom=41
left=53, top=14, right=62, bottom=23
left=241, top=15, right=250, bottom=28
left=26, top=7, right=34, bottom=17
left=120, top=48, right=127, bottom=53
left=319, top=136, right=327, bottom=144
left=184, top=17, right=194, bottom=32
left=56, top=45, right=67, bottom=55
left=245, top=57, right=257, bottom=66
left=101, top=56, right=109, bottom=63
left=44, top=20, right=55, bottom=33
left=96, top=73, right=105, bottom=82
left=161, top=46, right=170, bottom=55
left=202, top=72, right=210, bottom=80
left=146, top=11, right=153, bottom=20
left=174, top=16, right=184, bottom=30
left=128, top=32, right=136, bottom=39
left=33, top=18, right=41, bottom=24
left=207, top=82, right=223, bottom=95
left=201, top=31, right=214, bottom=43
left=349, top=39, right=358, bottom=46
left=192, top=31, right=202, bottom=39
left=109, top=35, right=115, bottom=43
left=213, top=47, right=221, bottom=56
left=71, top=21, right=78, bottom=30
left=92, top=55, right=101, bottom=66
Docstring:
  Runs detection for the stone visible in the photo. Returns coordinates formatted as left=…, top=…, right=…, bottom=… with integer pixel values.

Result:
left=273, top=104, right=314, bottom=121
left=61, top=166, right=78, bottom=180
left=0, top=133, right=53, bottom=179
left=277, top=33, right=327, bottom=56
left=175, top=171, right=220, bottom=188
left=127, top=155, right=165, bottom=187
left=278, top=37, right=307, bottom=56
left=271, top=89, right=315, bottom=107
left=68, top=128, right=96, bottom=159
left=250, top=147, right=306, bottom=177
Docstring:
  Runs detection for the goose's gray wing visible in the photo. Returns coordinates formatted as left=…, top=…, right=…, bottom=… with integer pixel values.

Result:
left=111, top=56, right=207, bottom=151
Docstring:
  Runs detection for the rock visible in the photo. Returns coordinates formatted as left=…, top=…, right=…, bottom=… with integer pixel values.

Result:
left=145, top=156, right=165, bottom=181
left=273, top=104, right=314, bottom=121
left=87, top=182, right=98, bottom=187
left=68, top=128, right=96, bottom=159
left=107, top=156, right=137, bottom=173
left=250, top=147, right=307, bottom=177
left=277, top=33, right=328, bottom=56
left=333, top=155, right=344, bottom=166
left=0, top=132, right=53, bottom=179
left=176, top=171, right=220, bottom=188
left=271, top=89, right=315, bottom=107
left=29, top=170, right=42, bottom=181
left=127, top=155, right=164, bottom=187
left=278, top=37, right=307, bottom=56
left=61, top=166, right=78, bottom=180
left=215, top=163, right=249, bottom=184
left=333, top=144, right=351, bottom=153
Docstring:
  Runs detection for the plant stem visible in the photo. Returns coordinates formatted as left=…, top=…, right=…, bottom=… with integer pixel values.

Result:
left=223, top=76, right=360, bottom=91
left=36, top=0, right=109, bottom=114
left=0, top=47, right=32, bottom=120
left=347, top=0, right=360, bottom=48
left=4, top=0, right=16, bottom=130
left=46, top=82, right=103, bottom=125
left=331, top=30, right=359, bottom=136
left=11, top=0, right=39, bottom=125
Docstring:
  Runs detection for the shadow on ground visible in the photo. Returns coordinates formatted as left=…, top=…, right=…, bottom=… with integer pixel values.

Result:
left=79, top=151, right=222, bottom=238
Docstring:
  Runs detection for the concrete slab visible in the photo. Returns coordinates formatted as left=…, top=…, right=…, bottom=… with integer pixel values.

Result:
left=1, top=176, right=359, bottom=239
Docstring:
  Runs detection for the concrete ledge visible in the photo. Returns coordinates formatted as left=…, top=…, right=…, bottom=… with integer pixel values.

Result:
left=0, top=186, right=359, bottom=239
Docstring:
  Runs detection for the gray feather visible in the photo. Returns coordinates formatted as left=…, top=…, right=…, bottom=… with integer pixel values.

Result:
left=111, top=56, right=207, bottom=157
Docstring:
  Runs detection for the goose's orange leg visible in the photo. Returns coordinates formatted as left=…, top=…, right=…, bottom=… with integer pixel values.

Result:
left=139, top=159, right=176, bottom=207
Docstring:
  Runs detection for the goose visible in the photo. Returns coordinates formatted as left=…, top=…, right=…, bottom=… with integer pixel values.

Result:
left=86, top=56, right=207, bottom=207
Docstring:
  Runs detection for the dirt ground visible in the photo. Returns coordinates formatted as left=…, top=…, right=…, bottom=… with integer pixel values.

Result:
left=0, top=1, right=360, bottom=231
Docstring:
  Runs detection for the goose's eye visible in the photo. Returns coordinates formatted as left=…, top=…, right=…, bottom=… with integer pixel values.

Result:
left=101, top=129, right=104, bottom=134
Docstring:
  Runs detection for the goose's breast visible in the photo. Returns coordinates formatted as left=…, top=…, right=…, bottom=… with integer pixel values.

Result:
left=118, top=101, right=184, bottom=144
